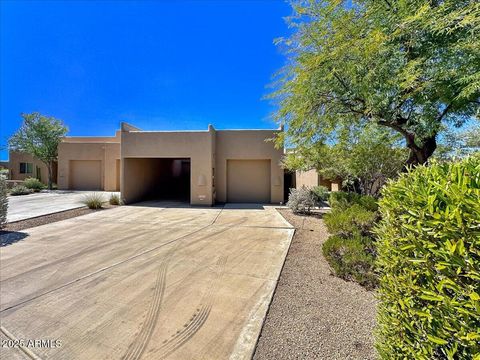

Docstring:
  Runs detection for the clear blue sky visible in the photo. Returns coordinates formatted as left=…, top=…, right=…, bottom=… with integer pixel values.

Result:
left=0, top=0, right=292, bottom=160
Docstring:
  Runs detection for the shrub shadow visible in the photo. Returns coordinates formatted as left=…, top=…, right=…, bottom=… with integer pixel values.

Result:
left=0, top=231, right=29, bottom=247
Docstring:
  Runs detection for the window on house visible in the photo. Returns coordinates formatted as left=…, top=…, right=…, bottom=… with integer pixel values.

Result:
left=19, top=162, right=33, bottom=174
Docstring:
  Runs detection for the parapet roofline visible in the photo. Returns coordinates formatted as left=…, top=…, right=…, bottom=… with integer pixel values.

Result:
left=121, top=121, right=282, bottom=132
left=127, top=130, right=210, bottom=133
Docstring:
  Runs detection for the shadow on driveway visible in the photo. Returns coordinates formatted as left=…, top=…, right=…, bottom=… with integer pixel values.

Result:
left=0, top=231, right=29, bottom=247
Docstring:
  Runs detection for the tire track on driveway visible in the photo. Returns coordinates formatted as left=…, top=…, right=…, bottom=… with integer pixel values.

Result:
left=0, top=207, right=225, bottom=314
left=121, top=251, right=172, bottom=360
left=156, top=256, right=228, bottom=358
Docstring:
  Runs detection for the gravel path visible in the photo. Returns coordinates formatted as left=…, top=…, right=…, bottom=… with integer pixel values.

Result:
left=253, top=209, right=377, bottom=360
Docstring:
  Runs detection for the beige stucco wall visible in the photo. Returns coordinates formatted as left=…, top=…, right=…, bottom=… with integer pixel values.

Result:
left=121, top=125, right=215, bottom=205
left=25, top=122, right=285, bottom=204
left=8, top=151, right=51, bottom=184
left=215, top=130, right=284, bottom=204
left=295, top=169, right=341, bottom=192
left=122, top=158, right=159, bottom=202
left=57, top=134, right=120, bottom=191
left=295, top=169, right=320, bottom=189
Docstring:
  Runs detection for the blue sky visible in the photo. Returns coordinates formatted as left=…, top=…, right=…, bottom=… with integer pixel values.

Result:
left=0, top=0, right=292, bottom=160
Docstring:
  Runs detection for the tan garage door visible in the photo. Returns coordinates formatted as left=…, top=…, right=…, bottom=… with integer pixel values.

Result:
left=69, top=160, right=102, bottom=190
left=227, top=160, right=270, bottom=203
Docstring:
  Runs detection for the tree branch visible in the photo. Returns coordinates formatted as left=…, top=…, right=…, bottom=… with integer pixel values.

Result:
left=437, top=103, right=454, bottom=123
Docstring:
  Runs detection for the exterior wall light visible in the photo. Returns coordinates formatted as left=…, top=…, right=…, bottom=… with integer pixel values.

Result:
left=197, top=174, right=206, bottom=186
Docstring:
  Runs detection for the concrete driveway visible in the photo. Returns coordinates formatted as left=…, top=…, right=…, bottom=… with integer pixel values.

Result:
left=0, top=202, right=293, bottom=360
left=7, top=191, right=118, bottom=222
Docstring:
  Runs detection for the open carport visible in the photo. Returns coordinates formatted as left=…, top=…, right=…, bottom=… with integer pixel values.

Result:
left=0, top=203, right=293, bottom=360
left=122, top=158, right=191, bottom=203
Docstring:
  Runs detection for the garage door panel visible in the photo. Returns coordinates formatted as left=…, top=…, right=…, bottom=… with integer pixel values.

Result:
left=227, top=160, right=270, bottom=203
left=70, top=160, right=102, bottom=190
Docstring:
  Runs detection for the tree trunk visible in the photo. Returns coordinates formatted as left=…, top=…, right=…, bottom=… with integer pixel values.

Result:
left=47, top=161, right=53, bottom=190
left=405, top=134, right=437, bottom=166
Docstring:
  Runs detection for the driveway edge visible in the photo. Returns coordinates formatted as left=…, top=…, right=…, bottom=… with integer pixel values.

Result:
left=230, top=209, right=296, bottom=360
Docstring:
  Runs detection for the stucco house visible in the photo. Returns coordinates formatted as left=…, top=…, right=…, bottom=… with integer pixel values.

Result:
left=6, top=151, right=55, bottom=184
left=6, top=122, right=341, bottom=205
left=8, top=122, right=283, bottom=205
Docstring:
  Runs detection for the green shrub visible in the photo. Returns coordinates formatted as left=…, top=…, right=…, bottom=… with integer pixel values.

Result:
left=0, top=168, right=9, bottom=180
left=109, top=193, right=122, bottom=205
left=82, top=193, right=104, bottom=209
left=311, top=185, right=330, bottom=203
left=375, top=156, right=480, bottom=359
left=329, top=191, right=378, bottom=211
left=287, top=187, right=315, bottom=214
left=323, top=204, right=377, bottom=237
left=23, top=177, right=46, bottom=192
left=322, top=235, right=377, bottom=289
left=10, top=185, right=33, bottom=196
left=0, top=175, right=7, bottom=229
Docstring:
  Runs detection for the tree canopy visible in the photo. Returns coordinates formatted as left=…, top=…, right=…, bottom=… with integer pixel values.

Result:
left=284, top=124, right=407, bottom=196
left=9, top=112, right=68, bottom=189
left=273, top=0, right=480, bottom=165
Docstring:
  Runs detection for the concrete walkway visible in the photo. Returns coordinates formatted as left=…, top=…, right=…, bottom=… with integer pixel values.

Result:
left=0, top=202, right=294, bottom=360
left=6, top=191, right=118, bottom=222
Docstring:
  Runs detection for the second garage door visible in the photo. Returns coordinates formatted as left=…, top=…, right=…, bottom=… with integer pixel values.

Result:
left=69, top=160, right=102, bottom=190
left=227, top=160, right=270, bottom=203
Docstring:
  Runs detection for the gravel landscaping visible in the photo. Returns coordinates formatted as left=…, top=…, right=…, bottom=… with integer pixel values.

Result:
left=253, top=209, right=377, bottom=360
left=2, top=205, right=114, bottom=232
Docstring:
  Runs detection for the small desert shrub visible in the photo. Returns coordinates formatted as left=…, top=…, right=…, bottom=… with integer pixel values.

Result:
left=323, top=204, right=377, bottom=237
left=329, top=191, right=378, bottom=211
left=322, top=235, right=377, bottom=289
left=0, top=175, right=8, bottom=229
left=375, top=156, right=480, bottom=359
left=82, top=193, right=104, bottom=209
left=311, top=185, right=330, bottom=203
left=109, top=193, right=122, bottom=205
left=10, top=185, right=33, bottom=196
left=0, top=168, right=9, bottom=180
left=23, top=177, right=45, bottom=192
left=287, top=187, right=315, bottom=214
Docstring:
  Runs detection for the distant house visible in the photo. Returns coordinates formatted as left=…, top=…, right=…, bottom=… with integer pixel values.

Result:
left=295, top=169, right=341, bottom=192
left=7, top=151, right=55, bottom=184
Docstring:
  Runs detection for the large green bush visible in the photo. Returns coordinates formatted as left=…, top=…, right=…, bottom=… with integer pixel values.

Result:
left=322, top=234, right=377, bottom=290
left=323, top=192, right=379, bottom=289
left=375, top=156, right=480, bottom=359
left=329, top=191, right=378, bottom=211
left=323, top=204, right=377, bottom=237
left=23, top=177, right=46, bottom=192
left=311, top=185, right=330, bottom=203
left=0, top=175, right=7, bottom=229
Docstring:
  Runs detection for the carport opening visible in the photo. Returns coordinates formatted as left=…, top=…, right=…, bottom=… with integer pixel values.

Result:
left=123, top=158, right=191, bottom=203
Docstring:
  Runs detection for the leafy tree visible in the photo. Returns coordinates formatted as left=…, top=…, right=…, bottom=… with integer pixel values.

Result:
left=284, top=125, right=407, bottom=196
left=273, top=0, right=480, bottom=165
left=9, top=113, right=68, bottom=190
left=435, top=123, right=480, bottom=160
